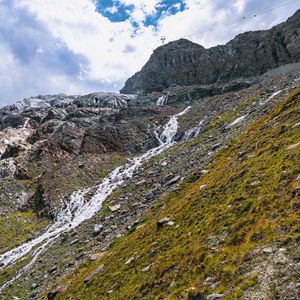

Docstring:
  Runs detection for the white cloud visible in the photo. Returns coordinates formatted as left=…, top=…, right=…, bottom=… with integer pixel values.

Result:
left=106, top=6, right=118, bottom=14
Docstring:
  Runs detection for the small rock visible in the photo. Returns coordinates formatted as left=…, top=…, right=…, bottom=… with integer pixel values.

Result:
left=125, top=257, right=135, bottom=265
left=89, top=253, right=105, bottom=261
left=30, top=290, right=39, bottom=299
left=144, top=190, right=155, bottom=200
left=136, top=180, right=146, bottom=186
left=165, top=175, right=181, bottom=186
left=70, top=239, right=79, bottom=245
left=207, top=294, right=224, bottom=300
left=31, top=283, right=38, bottom=289
left=142, top=265, right=151, bottom=272
left=200, top=184, right=206, bottom=190
left=47, top=286, right=67, bottom=300
left=263, top=247, right=274, bottom=254
left=200, top=170, right=209, bottom=174
left=48, top=266, right=57, bottom=273
left=165, top=173, right=175, bottom=180
left=84, top=265, right=105, bottom=285
left=286, top=142, right=300, bottom=151
left=250, top=181, right=260, bottom=186
left=296, top=175, right=300, bottom=181
left=210, top=281, right=221, bottom=289
left=108, top=290, right=113, bottom=294
left=211, top=143, right=221, bottom=151
left=167, top=221, right=175, bottom=226
left=157, top=217, right=170, bottom=228
left=109, top=204, right=121, bottom=212
left=93, top=224, right=103, bottom=235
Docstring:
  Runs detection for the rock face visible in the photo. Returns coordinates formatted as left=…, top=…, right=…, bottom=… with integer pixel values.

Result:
left=121, top=9, right=300, bottom=94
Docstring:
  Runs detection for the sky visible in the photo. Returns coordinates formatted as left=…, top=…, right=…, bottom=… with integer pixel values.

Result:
left=0, top=0, right=299, bottom=106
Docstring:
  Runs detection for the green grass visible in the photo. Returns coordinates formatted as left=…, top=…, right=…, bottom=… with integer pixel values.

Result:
left=52, top=88, right=300, bottom=299
left=0, top=211, right=48, bottom=255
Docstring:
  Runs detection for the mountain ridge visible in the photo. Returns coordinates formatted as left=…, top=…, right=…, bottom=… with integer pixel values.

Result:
left=121, top=9, right=300, bottom=94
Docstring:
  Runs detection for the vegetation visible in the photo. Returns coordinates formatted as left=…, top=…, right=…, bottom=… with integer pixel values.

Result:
left=51, top=88, right=300, bottom=299
left=0, top=211, right=48, bottom=255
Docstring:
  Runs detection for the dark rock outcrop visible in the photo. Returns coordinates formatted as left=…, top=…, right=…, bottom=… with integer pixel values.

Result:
left=121, top=9, right=300, bottom=94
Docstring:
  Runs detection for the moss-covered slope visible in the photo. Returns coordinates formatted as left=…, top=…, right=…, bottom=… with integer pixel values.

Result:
left=51, top=88, right=300, bottom=299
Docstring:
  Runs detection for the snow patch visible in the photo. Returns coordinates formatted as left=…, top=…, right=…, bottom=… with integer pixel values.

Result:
left=228, top=115, right=247, bottom=127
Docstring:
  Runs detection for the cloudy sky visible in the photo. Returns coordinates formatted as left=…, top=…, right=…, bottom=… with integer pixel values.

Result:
left=0, top=0, right=299, bottom=106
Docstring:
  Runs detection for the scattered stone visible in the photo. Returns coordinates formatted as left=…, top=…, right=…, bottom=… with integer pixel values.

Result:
left=250, top=181, right=260, bottom=186
left=211, top=143, right=221, bottom=151
left=263, top=247, right=274, bottom=254
left=70, top=239, right=79, bottom=245
left=206, top=294, right=224, bottom=300
left=167, top=221, right=175, bottom=226
left=205, top=276, right=214, bottom=282
left=200, top=170, right=209, bottom=174
left=29, top=289, right=39, bottom=299
left=31, top=283, right=38, bottom=289
left=200, top=184, right=206, bottom=190
left=136, top=180, right=146, bottom=186
left=125, top=257, right=135, bottom=265
left=144, top=190, right=155, bottom=200
left=165, top=173, right=175, bottom=180
left=157, top=217, right=170, bottom=228
left=165, top=175, right=181, bottom=186
left=109, top=204, right=121, bottom=212
left=296, top=175, right=300, bottom=181
left=142, top=265, right=151, bottom=272
left=84, top=265, right=105, bottom=285
left=161, top=160, right=168, bottom=166
left=93, top=224, right=103, bottom=236
left=286, top=142, right=300, bottom=151
left=108, top=290, right=113, bottom=294
left=47, top=286, right=67, bottom=300
left=48, top=266, right=57, bottom=273
left=210, top=281, right=221, bottom=289
left=89, top=253, right=105, bottom=261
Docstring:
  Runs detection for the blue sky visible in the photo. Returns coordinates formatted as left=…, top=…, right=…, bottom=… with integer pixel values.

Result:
left=0, top=0, right=299, bottom=106
left=95, top=0, right=186, bottom=27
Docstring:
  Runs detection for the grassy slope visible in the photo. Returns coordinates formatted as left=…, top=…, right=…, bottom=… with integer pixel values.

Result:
left=55, top=88, right=300, bottom=299
left=0, top=211, right=48, bottom=255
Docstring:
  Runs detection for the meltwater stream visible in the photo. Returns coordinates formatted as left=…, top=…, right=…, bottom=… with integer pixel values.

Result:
left=0, top=106, right=191, bottom=291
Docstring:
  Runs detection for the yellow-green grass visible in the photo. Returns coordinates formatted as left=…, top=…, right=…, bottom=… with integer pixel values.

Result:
left=53, top=88, right=300, bottom=299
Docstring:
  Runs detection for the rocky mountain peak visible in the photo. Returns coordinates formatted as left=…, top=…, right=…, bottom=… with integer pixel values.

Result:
left=121, top=9, right=300, bottom=95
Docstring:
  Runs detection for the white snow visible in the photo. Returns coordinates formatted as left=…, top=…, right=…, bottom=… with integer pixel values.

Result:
left=260, top=90, right=282, bottom=106
left=0, top=106, right=191, bottom=291
left=228, top=115, right=247, bottom=127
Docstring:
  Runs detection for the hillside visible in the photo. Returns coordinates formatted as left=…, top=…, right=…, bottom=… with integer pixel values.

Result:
left=51, top=87, right=300, bottom=300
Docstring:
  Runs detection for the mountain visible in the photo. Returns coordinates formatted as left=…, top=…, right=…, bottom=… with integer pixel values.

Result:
left=121, top=9, right=300, bottom=95
left=0, top=9, right=299, bottom=300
